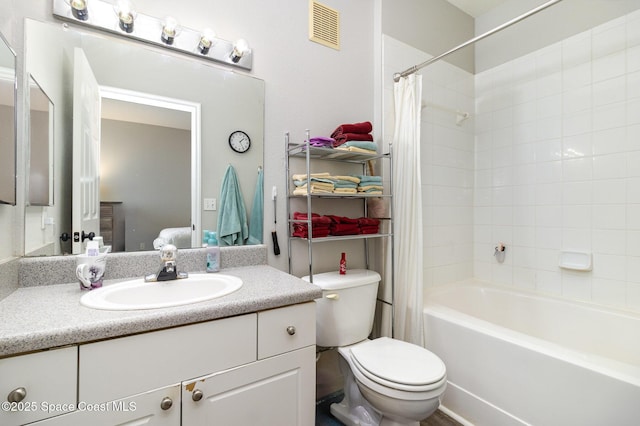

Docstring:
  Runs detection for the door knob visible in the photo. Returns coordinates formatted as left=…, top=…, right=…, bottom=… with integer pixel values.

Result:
left=192, top=389, right=203, bottom=402
left=82, top=231, right=95, bottom=242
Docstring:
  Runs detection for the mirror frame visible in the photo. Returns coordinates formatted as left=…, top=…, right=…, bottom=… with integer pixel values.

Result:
left=0, top=32, right=17, bottom=206
left=27, top=73, right=55, bottom=207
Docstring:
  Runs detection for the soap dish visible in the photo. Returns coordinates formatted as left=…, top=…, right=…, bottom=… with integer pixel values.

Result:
left=558, top=251, right=592, bottom=271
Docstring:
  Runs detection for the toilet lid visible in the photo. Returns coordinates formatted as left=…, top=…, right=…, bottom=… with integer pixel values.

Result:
left=350, top=337, right=446, bottom=387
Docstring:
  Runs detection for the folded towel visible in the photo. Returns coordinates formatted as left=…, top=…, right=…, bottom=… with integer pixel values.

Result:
left=343, top=141, right=378, bottom=151
left=357, top=175, right=383, bottom=183
left=335, top=145, right=377, bottom=154
left=333, top=182, right=358, bottom=189
left=331, top=121, right=373, bottom=138
left=309, top=136, right=335, bottom=147
left=330, top=175, right=361, bottom=184
left=293, top=186, right=334, bottom=195
left=333, top=132, right=374, bottom=147
left=358, top=185, right=384, bottom=191
left=291, top=172, right=331, bottom=181
left=333, top=188, right=358, bottom=194
left=293, top=177, right=335, bottom=187
left=217, top=164, right=249, bottom=246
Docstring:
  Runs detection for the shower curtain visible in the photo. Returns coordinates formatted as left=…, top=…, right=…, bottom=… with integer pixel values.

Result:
left=392, top=74, right=424, bottom=346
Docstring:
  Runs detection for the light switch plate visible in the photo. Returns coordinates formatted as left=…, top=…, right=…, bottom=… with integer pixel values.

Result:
left=204, top=198, right=217, bottom=211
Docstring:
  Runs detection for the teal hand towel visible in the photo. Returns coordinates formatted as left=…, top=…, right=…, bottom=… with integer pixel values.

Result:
left=217, top=164, right=249, bottom=246
left=248, top=168, right=264, bottom=245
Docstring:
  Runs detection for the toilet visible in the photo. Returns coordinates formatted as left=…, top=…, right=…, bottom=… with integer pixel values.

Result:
left=305, top=270, right=447, bottom=426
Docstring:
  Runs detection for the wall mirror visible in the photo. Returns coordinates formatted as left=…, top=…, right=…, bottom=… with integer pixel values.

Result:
left=28, top=74, right=54, bottom=207
left=0, top=32, right=16, bottom=206
left=24, top=19, right=265, bottom=256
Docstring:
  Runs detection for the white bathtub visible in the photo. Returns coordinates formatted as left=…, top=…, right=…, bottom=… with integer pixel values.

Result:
left=423, top=280, right=640, bottom=426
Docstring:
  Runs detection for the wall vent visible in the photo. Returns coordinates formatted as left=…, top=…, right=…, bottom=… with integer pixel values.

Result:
left=309, top=1, right=340, bottom=50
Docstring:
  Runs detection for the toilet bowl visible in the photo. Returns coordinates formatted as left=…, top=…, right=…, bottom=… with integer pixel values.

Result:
left=332, top=338, right=446, bottom=426
left=305, top=270, right=448, bottom=426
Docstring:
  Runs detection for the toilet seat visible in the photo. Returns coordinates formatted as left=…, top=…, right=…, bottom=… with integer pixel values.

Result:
left=341, top=337, right=447, bottom=400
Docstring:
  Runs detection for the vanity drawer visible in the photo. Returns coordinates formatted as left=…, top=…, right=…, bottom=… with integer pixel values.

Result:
left=257, top=302, right=316, bottom=359
left=79, top=313, right=257, bottom=404
left=0, top=346, right=77, bottom=426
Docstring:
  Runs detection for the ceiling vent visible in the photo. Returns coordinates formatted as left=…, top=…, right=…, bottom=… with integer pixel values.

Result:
left=309, top=1, right=340, bottom=50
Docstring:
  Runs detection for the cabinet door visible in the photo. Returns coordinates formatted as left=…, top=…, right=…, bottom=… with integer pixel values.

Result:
left=182, top=345, right=315, bottom=426
left=0, top=346, right=77, bottom=426
left=32, top=384, right=180, bottom=426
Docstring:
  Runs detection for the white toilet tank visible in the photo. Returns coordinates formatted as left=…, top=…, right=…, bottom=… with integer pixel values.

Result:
left=303, top=269, right=381, bottom=348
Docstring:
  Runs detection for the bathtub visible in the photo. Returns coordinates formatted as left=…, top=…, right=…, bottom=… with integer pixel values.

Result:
left=423, top=280, right=640, bottom=426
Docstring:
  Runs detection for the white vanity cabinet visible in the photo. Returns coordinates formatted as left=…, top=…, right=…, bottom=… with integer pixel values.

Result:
left=0, top=346, right=77, bottom=426
left=4, top=301, right=316, bottom=426
left=183, top=303, right=316, bottom=425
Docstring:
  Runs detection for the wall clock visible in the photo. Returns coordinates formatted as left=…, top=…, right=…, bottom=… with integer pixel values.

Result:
left=228, top=130, right=251, bottom=153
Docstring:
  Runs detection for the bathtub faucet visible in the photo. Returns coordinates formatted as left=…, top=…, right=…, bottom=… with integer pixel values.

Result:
left=145, top=244, right=189, bottom=282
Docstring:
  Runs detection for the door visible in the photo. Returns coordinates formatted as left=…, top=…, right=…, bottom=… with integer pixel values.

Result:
left=182, top=346, right=315, bottom=426
left=72, top=48, right=101, bottom=254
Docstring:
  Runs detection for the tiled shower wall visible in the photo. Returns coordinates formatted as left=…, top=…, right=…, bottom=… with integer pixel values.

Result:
left=474, top=10, right=640, bottom=311
left=382, top=35, right=475, bottom=293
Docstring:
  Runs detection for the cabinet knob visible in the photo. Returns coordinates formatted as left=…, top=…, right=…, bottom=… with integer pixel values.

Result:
left=7, top=387, right=27, bottom=403
left=286, top=326, right=296, bottom=335
left=160, top=397, right=173, bottom=410
left=192, top=389, right=204, bottom=402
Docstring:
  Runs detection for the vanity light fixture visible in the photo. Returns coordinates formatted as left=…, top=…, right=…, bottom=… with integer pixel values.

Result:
left=197, top=28, right=216, bottom=55
left=53, top=0, right=253, bottom=70
left=161, top=16, right=179, bottom=45
left=69, top=0, right=89, bottom=21
left=114, top=0, right=136, bottom=33
left=230, top=39, right=249, bottom=63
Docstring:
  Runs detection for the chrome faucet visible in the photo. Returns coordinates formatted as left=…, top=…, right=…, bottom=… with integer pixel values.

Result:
left=145, top=244, right=188, bottom=282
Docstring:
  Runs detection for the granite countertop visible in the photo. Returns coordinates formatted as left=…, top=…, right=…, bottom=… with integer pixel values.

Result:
left=0, top=265, right=321, bottom=358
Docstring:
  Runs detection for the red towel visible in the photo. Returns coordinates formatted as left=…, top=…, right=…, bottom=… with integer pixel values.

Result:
left=331, top=121, right=373, bottom=138
left=332, top=132, right=374, bottom=147
left=358, top=218, right=380, bottom=226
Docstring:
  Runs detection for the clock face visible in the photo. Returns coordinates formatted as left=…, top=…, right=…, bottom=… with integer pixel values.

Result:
left=228, top=130, right=251, bottom=153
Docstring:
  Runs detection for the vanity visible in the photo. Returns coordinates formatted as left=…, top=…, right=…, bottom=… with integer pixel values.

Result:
left=0, top=247, right=321, bottom=426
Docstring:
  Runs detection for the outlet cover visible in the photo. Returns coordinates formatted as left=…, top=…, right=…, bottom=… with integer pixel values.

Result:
left=204, top=198, right=217, bottom=211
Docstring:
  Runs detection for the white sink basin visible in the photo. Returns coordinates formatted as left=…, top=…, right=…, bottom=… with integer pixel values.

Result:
left=80, top=273, right=243, bottom=310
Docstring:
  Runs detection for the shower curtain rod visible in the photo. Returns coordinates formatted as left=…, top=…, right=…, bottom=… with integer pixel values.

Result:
left=393, top=0, right=564, bottom=82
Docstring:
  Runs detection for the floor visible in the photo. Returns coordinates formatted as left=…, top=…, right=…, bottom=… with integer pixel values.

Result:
left=315, top=392, right=462, bottom=426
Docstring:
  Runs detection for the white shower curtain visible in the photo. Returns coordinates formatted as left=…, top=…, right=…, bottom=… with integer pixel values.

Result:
left=392, top=74, right=424, bottom=346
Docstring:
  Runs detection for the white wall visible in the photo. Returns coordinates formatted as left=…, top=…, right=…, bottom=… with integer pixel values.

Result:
left=475, top=9, right=640, bottom=312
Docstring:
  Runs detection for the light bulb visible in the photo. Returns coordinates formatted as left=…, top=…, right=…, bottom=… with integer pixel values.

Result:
left=197, top=28, right=216, bottom=55
left=161, top=16, right=179, bottom=45
left=70, top=0, right=89, bottom=21
left=230, top=38, right=249, bottom=63
left=114, top=0, right=136, bottom=33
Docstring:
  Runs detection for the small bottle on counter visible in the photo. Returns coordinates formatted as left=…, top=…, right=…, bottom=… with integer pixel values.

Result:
left=206, top=231, right=220, bottom=273
left=339, top=252, right=346, bottom=275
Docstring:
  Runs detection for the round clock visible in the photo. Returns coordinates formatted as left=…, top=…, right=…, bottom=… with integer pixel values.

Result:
left=228, top=130, right=251, bottom=153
